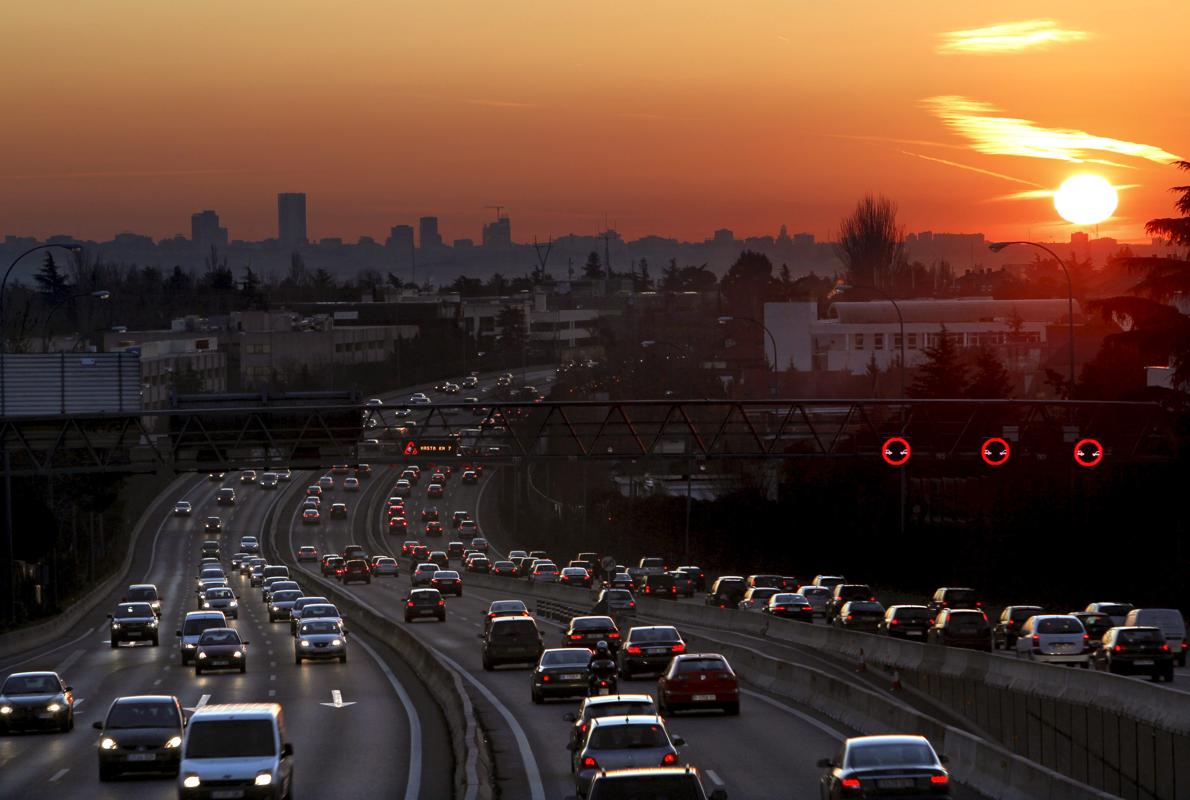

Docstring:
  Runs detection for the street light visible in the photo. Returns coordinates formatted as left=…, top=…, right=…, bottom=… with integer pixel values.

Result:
left=42, top=290, right=112, bottom=351
left=717, top=315, right=779, bottom=397
left=989, top=241, right=1077, bottom=397
left=0, top=243, right=85, bottom=352
left=831, top=282, right=906, bottom=398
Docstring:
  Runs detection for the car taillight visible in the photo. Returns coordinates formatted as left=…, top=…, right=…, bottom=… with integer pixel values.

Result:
left=406, top=601, right=414, bottom=607
left=661, top=752, right=678, bottom=766
left=1161, top=643, right=1170, bottom=651
left=847, top=615, right=854, bottom=622
left=627, top=645, right=642, bottom=654
left=869, top=597, right=876, bottom=602
left=542, top=674, right=551, bottom=682
left=570, top=634, right=583, bottom=640
left=438, top=600, right=445, bottom=606
left=1182, top=642, right=1188, bottom=650
left=930, top=775, right=949, bottom=785
left=1032, top=634, right=1040, bottom=643
left=581, top=756, right=598, bottom=770
left=608, top=632, right=620, bottom=638
left=841, top=778, right=861, bottom=789
left=890, top=619, right=899, bottom=625
left=671, top=644, right=685, bottom=653
left=1114, top=644, right=1123, bottom=652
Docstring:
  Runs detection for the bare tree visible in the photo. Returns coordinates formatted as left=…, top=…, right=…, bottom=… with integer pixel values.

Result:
left=835, top=194, right=904, bottom=289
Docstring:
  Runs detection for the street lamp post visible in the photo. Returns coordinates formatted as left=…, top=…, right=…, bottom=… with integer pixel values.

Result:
left=717, top=316, right=779, bottom=397
left=989, top=241, right=1077, bottom=397
left=41, top=290, right=112, bottom=351
left=0, top=243, right=84, bottom=352
left=831, top=283, right=906, bottom=398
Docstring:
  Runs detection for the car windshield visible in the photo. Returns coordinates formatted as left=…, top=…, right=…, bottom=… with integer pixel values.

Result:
left=605, top=591, right=632, bottom=601
left=947, top=612, right=986, bottom=626
left=493, top=622, right=537, bottom=638
left=198, top=630, right=240, bottom=645
left=802, top=587, right=830, bottom=598
left=641, top=559, right=665, bottom=569
left=848, top=741, right=936, bottom=768
left=587, top=776, right=703, bottom=800
left=589, top=723, right=668, bottom=750
left=848, top=603, right=883, bottom=614
left=588, top=702, right=655, bottom=721
left=305, top=606, right=337, bottom=617
left=127, top=588, right=157, bottom=601
left=491, top=602, right=526, bottom=613
left=272, top=591, right=301, bottom=602
left=207, top=589, right=234, bottom=599
left=200, top=569, right=223, bottom=579
left=1038, top=617, right=1083, bottom=634
left=115, top=603, right=154, bottom=616
left=436, top=571, right=459, bottom=579
left=1119, top=628, right=1164, bottom=643
left=185, top=720, right=275, bottom=758
left=945, top=590, right=976, bottom=605
left=748, top=588, right=779, bottom=600
left=574, top=618, right=614, bottom=631
left=630, top=628, right=679, bottom=643
left=1011, top=607, right=1042, bottom=620
left=750, top=576, right=782, bottom=588
left=894, top=607, right=930, bottom=621
left=676, top=657, right=728, bottom=674
left=1, top=675, right=59, bottom=694
left=771, top=594, right=805, bottom=604
left=301, top=621, right=339, bottom=635
left=106, top=701, right=180, bottom=729
left=542, top=650, right=591, bottom=667
left=183, top=617, right=225, bottom=635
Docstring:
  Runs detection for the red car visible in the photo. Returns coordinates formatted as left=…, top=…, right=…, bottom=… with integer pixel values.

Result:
left=388, top=516, right=409, bottom=532
left=424, top=520, right=444, bottom=537
left=657, top=653, right=740, bottom=716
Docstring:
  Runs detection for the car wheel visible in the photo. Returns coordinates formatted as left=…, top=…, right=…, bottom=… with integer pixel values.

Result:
left=99, top=764, right=115, bottom=782
left=240, top=663, right=246, bottom=674
left=404, top=615, right=413, bottom=623
left=724, top=701, right=740, bottom=716
left=531, top=689, right=542, bottom=704
left=1179, top=655, right=1187, bottom=668
left=295, top=655, right=302, bottom=665
left=339, top=653, right=347, bottom=664
left=482, top=657, right=494, bottom=672
left=195, top=665, right=202, bottom=676
left=110, top=638, right=119, bottom=649
left=438, top=613, right=446, bottom=622
left=151, top=637, right=159, bottom=647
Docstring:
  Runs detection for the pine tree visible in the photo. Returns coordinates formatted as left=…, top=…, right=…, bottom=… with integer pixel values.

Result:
left=35, top=253, right=70, bottom=302
left=660, top=258, right=681, bottom=291
left=583, top=251, right=604, bottom=279
left=780, top=263, right=792, bottom=284
left=966, top=347, right=1013, bottom=398
left=312, top=269, right=335, bottom=290
left=908, top=326, right=968, bottom=398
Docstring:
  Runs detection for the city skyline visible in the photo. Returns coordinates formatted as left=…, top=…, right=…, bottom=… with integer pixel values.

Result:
left=2, top=3, right=1186, bottom=244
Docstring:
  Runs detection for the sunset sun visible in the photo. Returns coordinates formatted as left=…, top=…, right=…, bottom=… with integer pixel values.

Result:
left=1053, top=174, right=1119, bottom=225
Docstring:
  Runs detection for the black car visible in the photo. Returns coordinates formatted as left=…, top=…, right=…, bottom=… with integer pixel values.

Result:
left=764, top=592, right=815, bottom=622
left=563, top=615, right=622, bottom=651
left=93, top=695, right=184, bottom=780
left=705, top=576, right=746, bottom=608
left=109, top=602, right=161, bottom=647
left=928, top=609, right=992, bottom=651
left=0, top=671, right=75, bottom=733
left=586, top=766, right=726, bottom=800
left=482, top=617, right=544, bottom=669
left=878, top=605, right=932, bottom=640
left=674, top=565, right=707, bottom=592
left=341, top=558, right=371, bottom=585
left=531, top=648, right=594, bottom=703
left=203, top=516, right=222, bottom=534
left=1092, top=627, right=1175, bottom=681
left=827, top=584, right=877, bottom=621
left=641, top=573, right=678, bottom=599
left=927, top=586, right=982, bottom=617
left=833, top=601, right=885, bottom=633
left=619, top=625, right=685, bottom=679
left=405, top=589, right=446, bottom=623
left=819, top=735, right=950, bottom=799
left=1071, top=611, right=1114, bottom=643
left=994, top=605, right=1044, bottom=649
left=431, top=569, right=463, bottom=596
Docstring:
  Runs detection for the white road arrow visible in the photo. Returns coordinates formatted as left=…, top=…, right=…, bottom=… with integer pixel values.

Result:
left=319, top=689, right=356, bottom=709
left=184, top=694, right=211, bottom=712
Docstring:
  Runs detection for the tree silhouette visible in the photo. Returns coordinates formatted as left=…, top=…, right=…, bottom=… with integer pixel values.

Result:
left=35, top=252, right=70, bottom=302
left=908, top=327, right=968, bottom=398
left=836, top=194, right=904, bottom=289
left=312, top=269, right=335, bottom=291
left=966, top=347, right=1013, bottom=398
left=583, top=251, right=604, bottom=280
left=720, top=250, right=774, bottom=312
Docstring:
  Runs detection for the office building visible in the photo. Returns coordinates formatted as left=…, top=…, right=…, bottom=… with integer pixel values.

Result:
left=277, top=193, right=307, bottom=246
left=482, top=216, right=512, bottom=248
left=190, top=210, right=228, bottom=252
left=419, top=216, right=443, bottom=249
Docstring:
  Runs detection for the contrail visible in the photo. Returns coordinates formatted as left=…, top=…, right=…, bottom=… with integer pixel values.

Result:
left=899, top=150, right=1042, bottom=187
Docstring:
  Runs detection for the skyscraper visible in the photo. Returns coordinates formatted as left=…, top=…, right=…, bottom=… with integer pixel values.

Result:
left=190, top=210, right=228, bottom=251
left=386, top=224, right=415, bottom=254
left=277, top=193, right=307, bottom=246
left=419, top=216, right=443, bottom=249
left=482, top=216, right=512, bottom=248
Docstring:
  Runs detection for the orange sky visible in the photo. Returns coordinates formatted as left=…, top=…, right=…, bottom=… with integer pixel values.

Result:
left=2, top=1, right=1187, bottom=245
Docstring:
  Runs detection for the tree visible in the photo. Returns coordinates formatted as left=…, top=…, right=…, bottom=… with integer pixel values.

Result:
left=583, top=251, right=604, bottom=280
left=966, top=347, right=1014, bottom=398
left=660, top=258, right=681, bottom=291
left=634, top=258, right=652, bottom=292
left=836, top=194, right=904, bottom=289
left=779, top=263, right=792, bottom=284
left=908, top=327, right=968, bottom=398
left=239, top=266, right=266, bottom=309
left=35, top=252, right=70, bottom=302
left=311, top=269, right=335, bottom=291
left=287, top=253, right=309, bottom=287
left=719, top=250, right=774, bottom=312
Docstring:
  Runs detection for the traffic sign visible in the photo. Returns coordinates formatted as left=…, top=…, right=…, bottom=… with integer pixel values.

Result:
left=601, top=555, right=617, bottom=572
left=881, top=437, right=911, bottom=467
left=402, top=439, right=456, bottom=457
left=980, top=437, right=1010, bottom=467
left=1073, top=438, right=1103, bottom=468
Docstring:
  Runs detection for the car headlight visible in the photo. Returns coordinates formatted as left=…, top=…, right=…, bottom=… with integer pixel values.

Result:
left=229, top=601, right=238, bottom=607
left=271, top=605, right=279, bottom=611
left=0, top=706, right=11, bottom=714
left=331, top=638, right=342, bottom=646
left=183, top=775, right=201, bottom=788
left=164, top=736, right=182, bottom=748
left=202, top=602, right=211, bottom=608
left=300, top=640, right=311, bottom=647
left=148, top=620, right=159, bottom=627
left=47, top=702, right=62, bottom=712
left=100, top=737, right=118, bottom=750
left=197, top=651, right=207, bottom=659
left=233, top=650, right=243, bottom=658
left=151, top=601, right=161, bottom=609
left=111, top=622, right=121, bottom=629
left=255, top=772, right=273, bottom=786
left=184, top=642, right=196, bottom=649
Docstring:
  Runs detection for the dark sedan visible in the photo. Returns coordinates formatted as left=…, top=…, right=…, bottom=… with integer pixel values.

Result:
left=834, top=601, right=886, bottom=633
left=764, top=593, right=815, bottom=622
left=109, top=602, right=162, bottom=647
left=193, top=628, right=249, bottom=675
left=879, top=605, right=932, bottom=640
left=0, top=671, right=75, bottom=733
left=531, top=648, right=594, bottom=703
left=94, top=695, right=184, bottom=780
left=563, top=615, right=622, bottom=651
left=619, top=626, right=686, bottom=679
left=819, top=734, right=950, bottom=799
left=405, top=589, right=446, bottom=622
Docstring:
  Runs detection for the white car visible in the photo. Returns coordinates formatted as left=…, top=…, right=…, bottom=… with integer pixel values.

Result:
left=173, top=501, right=192, bottom=517
left=408, top=394, right=431, bottom=406
left=318, top=475, right=334, bottom=491
left=800, top=585, right=832, bottom=616
left=393, top=479, right=412, bottom=497
left=366, top=398, right=384, bottom=407
left=343, top=477, right=360, bottom=492
left=1015, top=615, right=1090, bottom=665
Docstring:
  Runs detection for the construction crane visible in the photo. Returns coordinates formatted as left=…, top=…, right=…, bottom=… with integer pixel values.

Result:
left=484, top=205, right=506, bottom=220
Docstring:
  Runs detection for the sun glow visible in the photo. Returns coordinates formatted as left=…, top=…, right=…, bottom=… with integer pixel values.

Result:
left=1053, top=175, right=1118, bottom=225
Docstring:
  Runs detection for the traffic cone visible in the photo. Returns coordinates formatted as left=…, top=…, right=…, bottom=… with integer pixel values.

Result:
left=856, top=648, right=867, bottom=673
left=890, top=669, right=902, bottom=691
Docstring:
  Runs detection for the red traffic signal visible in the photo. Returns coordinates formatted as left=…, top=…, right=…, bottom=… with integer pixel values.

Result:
left=980, top=437, right=1011, bottom=467
left=1073, top=438, right=1103, bottom=468
left=881, top=437, right=911, bottom=467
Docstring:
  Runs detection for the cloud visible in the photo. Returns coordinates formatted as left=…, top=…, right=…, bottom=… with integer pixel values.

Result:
left=937, top=19, right=1089, bottom=54
left=923, top=96, right=1184, bottom=165
left=899, top=150, right=1042, bottom=187
left=994, top=183, right=1141, bottom=202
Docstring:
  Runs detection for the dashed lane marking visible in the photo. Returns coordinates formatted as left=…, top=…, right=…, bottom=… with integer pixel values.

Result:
left=49, top=769, right=69, bottom=782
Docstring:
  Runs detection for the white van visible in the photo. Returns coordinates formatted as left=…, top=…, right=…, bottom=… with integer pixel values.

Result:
left=179, top=703, right=294, bottom=798
left=1124, top=609, right=1186, bottom=667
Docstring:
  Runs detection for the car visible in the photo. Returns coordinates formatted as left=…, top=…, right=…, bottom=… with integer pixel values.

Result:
left=745, top=574, right=784, bottom=590
left=0, top=671, right=75, bottom=734
left=389, top=515, right=410, bottom=533
left=340, top=559, right=371, bottom=584
left=928, top=609, right=992, bottom=652
left=562, top=693, right=658, bottom=756
left=927, top=587, right=982, bottom=617
left=673, top=566, right=706, bottom=593
left=1085, top=602, right=1134, bottom=627
left=277, top=468, right=292, bottom=481
left=764, top=592, right=815, bottom=622
left=431, top=569, right=463, bottom=596
left=573, top=715, right=684, bottom=797
left=108, top=602, right=161, bottom=647
left=1014, top=614, right=1091, bottom=666
left=1092, top=626, right=1175, bottom=681
left=295, top=618, right=348, bottom=664
left=356, top=463, right=372, bottom=477
left=341, top=544, right=368, bottom=561
left=400, top=540, right=419, bottom=557
left=408, top=544, right=430, bottom=564
left=818, top=734, right=950, bottom=799
left=239, top=470, right=256, bottom=484
left=329, top=502, right=348, bottom=519
left=606, top=572, right=636, bottom=591
left=427, top=550, right=448, bottom=570
left=201, top=587, right=240, bottom=619
left=288, top=596, right=332, bottom=633
left=705, top=576, right=746, bottom=608
left=561, top=567, right=593, bottom=588
left=450, top=510, right=469, bottom=528
left=827, top=584, right=877, bottom=621
left=482, top=616, right=545, bottom=670
left=239, top=535, right=260, bottom=553
left=738, top=586, right=780, bottom=611
left=290, top=602, right=342, bottom=636
left=302, top=507, right=321, bottom=524
left=811, top=574, right=846, bottom=590
left=203, top=516, right=222, bottom=535
left=200, top=539, right=221, bottom=559
left=471, top=537, right=490, bottom=553
left=800, top=585, right=832, bottom=617
left=491, top=560, right=517, bottom=577
left=458, top=519, right=479, bottom=539
left=508, top=549, right=528, bottom=560
left=405, top=588, right=447, bottom=622
left=619, top=625, right=685, bottom=679
left=426, top=482, right=444, bottom=498
left=564, top=615, right=622, bottom=651
left=1071, top=611, right=1114, bottom=644
left=412, top=562, right=440, bottom=587
left=430, top=471, right=447, bottom=484
left=173, top=500, right=192, bottom=517
left=268, top=589, right=303, bottom=622
left=484, top=599, right=530, bottom=631
left=447, top=540, right=467, bottom=560
left=93, top=694, right=185, bottom=780
left=248, top=561, right=267, bottom=586
left=124, top=583, right=162, bottom=615
left=532, top=648, right=594, bottom=703
left=530, top=561, right=561, bottom=583
left=229, top=552, right=250, bottom=570
left=321, top=555, right=344, bottom=577
left=878, top=604, right=932, bottom=639
left=657, top=652, right=739, bottom=716
left=306, top=484, right=323, bottom=497
left=421, top=506, right=441, bottom=523
left=425, top=520, right=445, bottom=537
left=196, top=566, right=227, bottom=589
left=343, top=477, right=360, bottom=492
left=318, top=475, right=334, bottom=491
left=297, top=545, right=319, bottom=562
left=207, top=472, right=224, bottom=482
left=597, top=589, right=637, bottom=615
left=993, top=605, right=1045, bottom=649
left=215, top=487, right=236, bottom=506
left=372, top=556, right=400, bottom=577
left=461, top=469, right=479, bottom=484
left=242, top=556, right=264, bottom=576
left=1124, top=609, right=1187, bottom=666
left=175, top=611, right=228, bottom=665
left=466, top=555, right=491, bottom=573
left=262, top=578, right=298, bottom=604
left=303, top=495, right=321, bottom=510
left=259, top=472, right=279, bottom=489
left=778, top=576, right=801, bottom=592
left=833, top=601, right=886, bottom=632
left=585, top=766, right=726, bottom=800
left=177, top=703, right=293, bottom=799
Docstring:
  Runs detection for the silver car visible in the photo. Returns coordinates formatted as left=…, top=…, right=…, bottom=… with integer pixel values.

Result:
left=371, top=557, right=400, bottom=577
left=294, top=618, right=348, bottom=664
left=573, top=715, right=684, bottom=796
left=289, top=596, right=331, bottom=635
left=200, top=587, right=239, bottom=620
left=268, top=589, right=303, bottom=623
left=800, top=585, right=832, bottom=616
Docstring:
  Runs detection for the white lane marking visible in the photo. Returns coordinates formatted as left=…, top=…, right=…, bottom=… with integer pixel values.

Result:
left=153, top=678, right=162, bottom=686
left=185, top=693, right=211, bottom=712
left=0, top=627, right=94, bottom=673
left=270, top=674, right=276, bottom=681
left=268, top=689, right=276, bottom=697
left=705, top=769, right=724, bottom=786
left=73, top=698, right=85, bottom=709
left=740, top=688, right=846, bottom=740
left=56, top=648, right=85, bottom=673
left=319, top=689, right=357, bottom=708
left=48, top=769, right=69, bottom=782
